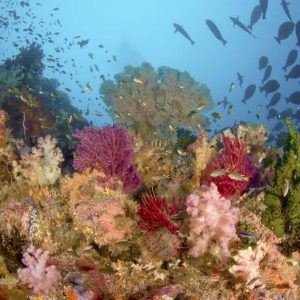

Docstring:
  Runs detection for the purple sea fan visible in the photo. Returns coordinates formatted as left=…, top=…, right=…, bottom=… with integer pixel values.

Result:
left=73, top=125, right=141, bottom=193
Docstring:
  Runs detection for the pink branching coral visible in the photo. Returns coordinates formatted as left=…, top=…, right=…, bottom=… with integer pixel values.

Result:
left=73, top=125, right=141, bottom=193
left=138, top=189, right=182, bottom=234
left=186, top=183, right=239, bottom=262
left=17, top=245, right=60, bottom=295
left=203, top=134, right=257, bottom=197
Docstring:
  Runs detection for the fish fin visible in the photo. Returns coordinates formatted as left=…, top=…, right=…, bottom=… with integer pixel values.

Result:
left=275, top=36, right=281, bottom=44
left=247, top=24, right=252, bottom=31
left=222, top=40, right=227, bottom=46
left=191, top=40, right=195, bottom=45
left=285, top=97, right=289, bottom=103
left=259, top=87, right=263, bottom=93
left=285, top=75, right=289, bottom=81
left=282, top=66, right=287, bottom=71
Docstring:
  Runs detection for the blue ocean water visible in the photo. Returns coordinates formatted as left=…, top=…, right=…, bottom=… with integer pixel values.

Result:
left=1, top=0, right=299, bottom=137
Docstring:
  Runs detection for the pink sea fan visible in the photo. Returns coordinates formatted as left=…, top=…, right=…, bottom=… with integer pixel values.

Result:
left=203, top=134, right=257, bottom=197
left=73, top=125, right=141, bottom=193
left=17, top=245, right=60, bottom=295
left=186, top=183, right=240, bottom=262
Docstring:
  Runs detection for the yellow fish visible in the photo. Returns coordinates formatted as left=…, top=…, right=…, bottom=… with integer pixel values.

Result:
left=84, top=84, right=93, bottom=91
left=133, top=77, right=143, bottom=84
left=227, top=172, right=249, bottom=181
left=210, top=169, right=226, bottom=177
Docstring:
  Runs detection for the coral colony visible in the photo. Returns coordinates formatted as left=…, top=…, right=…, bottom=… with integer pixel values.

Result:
left=1, top=46, right=300, bottom=299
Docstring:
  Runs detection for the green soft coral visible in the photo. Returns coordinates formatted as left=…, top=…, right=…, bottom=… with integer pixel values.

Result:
left=262, top=117, right=300, bottom=238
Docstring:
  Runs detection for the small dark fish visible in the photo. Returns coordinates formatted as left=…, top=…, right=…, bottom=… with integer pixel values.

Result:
left=262, top=65, right=272, bottom=84
left=260, top=79, right=280, bottom=97
left=274, top=21, right=295, bottom=44
left=113, top=55, right=117, bottom=62
left=205, top=19, right=227, bottom=46
left=236, top=72, right=244, bottom=87
left=230, top=17, right=256, bottom=38
left=242, top=84, right=256, bottom=103
left=279, top=108, right=293, bottom=119
left=281, top=0, right=293, bottom=22
left=53, top=7, right=59, bottom=11
left=77, top=39, right=89, bottom=48
left=238, top=231, right=256, bottom=239
left=258, top=56, right=268, bottom=70
left=282, top=49, right=298, bottom=71
left=88, top=52, right=94, bottom=59
left=296, top=21, right=300, bottom=47
left=272, top=122, right=284, bottom=131
left=259, top=0, right=268, bottom=19
left=266, top=92, right=281, bottom=108
left=248, top=5, right=262, bottom=31
left=286, top=91, right=300, bottom=104
left=222, top=96, right=230, bottom=110
left=285, top=64, right=300, bottom=80
left=267, top=108, right=279, bottom=120
left=173, top=23, right=195, bottom=45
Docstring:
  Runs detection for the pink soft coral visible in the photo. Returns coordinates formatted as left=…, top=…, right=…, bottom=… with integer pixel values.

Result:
left=203, top=134, right=257, bottom=197
left=17, top=245, right=60, bottom=295
left=186, top=183, right=239, bottom=262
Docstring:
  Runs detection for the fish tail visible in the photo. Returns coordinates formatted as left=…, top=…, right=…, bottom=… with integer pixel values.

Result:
left=222, top=39, right=227, bottom=46
left=191, top=40, right=195, bottom=45
left=275, top=36, right=281, bottom=44
left=285, top=75, right=289, bottom=81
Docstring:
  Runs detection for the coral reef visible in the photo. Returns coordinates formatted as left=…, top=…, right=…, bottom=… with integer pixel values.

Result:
left=186, top=183, right=240, bottom=262
left=73, top=125, right=141, bottom=193
left=100, top=62, right=213, bottom=141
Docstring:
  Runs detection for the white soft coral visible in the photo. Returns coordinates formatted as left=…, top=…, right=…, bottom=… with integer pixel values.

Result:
left=13, top=135, right=63, bottom=187
left=186, top=183, right=240, bottom=262
left=17, top=245, right=60, bottom=295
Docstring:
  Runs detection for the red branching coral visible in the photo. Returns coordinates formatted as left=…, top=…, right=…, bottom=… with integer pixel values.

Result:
left=203, top=134, right=257, bottom=197
left=138, top=189, right=182, bottom=234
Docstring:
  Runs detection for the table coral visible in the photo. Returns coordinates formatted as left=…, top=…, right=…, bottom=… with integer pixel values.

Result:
left=99, top=62, right=213, bottom=141
left=186, top=183, right=240, bottom=262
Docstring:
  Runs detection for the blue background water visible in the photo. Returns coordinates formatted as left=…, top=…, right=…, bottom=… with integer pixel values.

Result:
left=1, top=0, right=300, bottom=135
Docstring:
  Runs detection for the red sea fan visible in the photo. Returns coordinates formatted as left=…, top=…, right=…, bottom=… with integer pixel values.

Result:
left=204, top=134, right=257, bottom=197
left=73, top=125, right=141, bottom=193
left=138, top=189, right=182, bottom=234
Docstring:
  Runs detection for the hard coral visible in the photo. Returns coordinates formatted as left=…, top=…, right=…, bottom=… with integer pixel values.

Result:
left=203, top=134, right=257, bottom=197
left=73, top=125, right=141, bottom=194
left=186, top=183, right=239, bottom=262
left=138, top=189, right=182, bottom=234
left=17, top=245, right=60, bottom=295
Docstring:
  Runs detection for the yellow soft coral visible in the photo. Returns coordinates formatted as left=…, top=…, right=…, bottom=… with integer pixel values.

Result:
left=13, top=135, right=63, bottom=187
